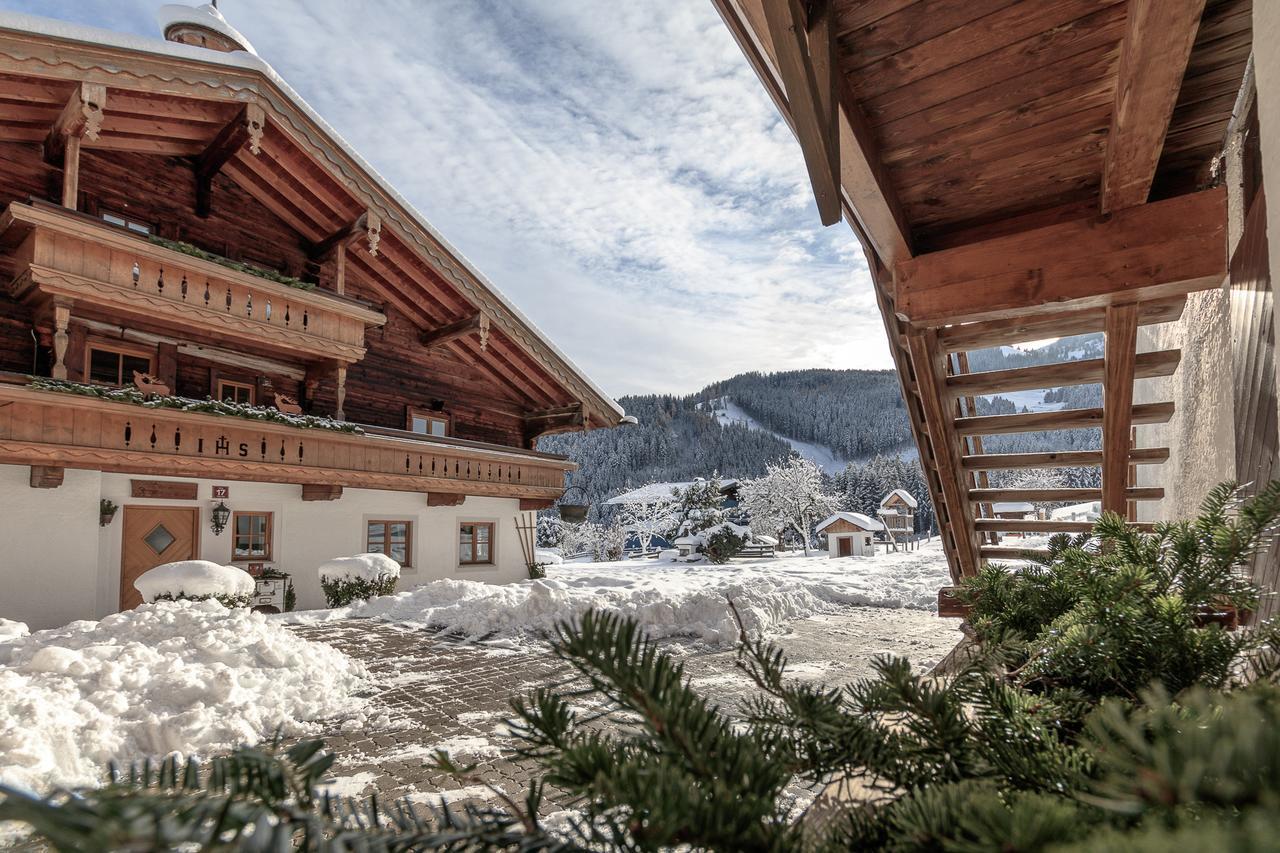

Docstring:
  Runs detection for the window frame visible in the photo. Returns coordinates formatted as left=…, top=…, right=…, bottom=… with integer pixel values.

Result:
left=100, top=209, right=154, bottom=236
left=84, top=340, right=156, bottom=387
left=366, top=519, right=413, bottom=568
left=216, top=379, right=256, bottom=406
left=458, top=521, right=495, bottom=566
left=407, top=407, right=450, bottom=437
left=230, top=511, right=273, bottom=562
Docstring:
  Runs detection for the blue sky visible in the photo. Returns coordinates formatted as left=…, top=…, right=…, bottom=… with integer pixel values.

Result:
left=4, top=1, right=891, bottom=396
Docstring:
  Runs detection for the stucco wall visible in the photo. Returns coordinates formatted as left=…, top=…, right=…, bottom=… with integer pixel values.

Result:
left=1134, top=287, right=1237, bottom=521
left=0, top=465, right=529, bottom=629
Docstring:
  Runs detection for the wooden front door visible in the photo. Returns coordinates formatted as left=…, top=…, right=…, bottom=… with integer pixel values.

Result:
left=120, top=506, right=199, bottom=609
left=837, top=536, right=853, bottom=557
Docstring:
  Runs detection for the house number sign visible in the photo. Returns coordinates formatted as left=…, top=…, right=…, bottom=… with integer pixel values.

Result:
left=212, top=485, right=230, bottom=499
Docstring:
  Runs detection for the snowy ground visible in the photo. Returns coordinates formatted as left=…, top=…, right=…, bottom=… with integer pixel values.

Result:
left=285, top=541, right=953, bottom=648
left=709, top=398, right=851, bottom=473
left=980, top=388, right=1064, bottom=413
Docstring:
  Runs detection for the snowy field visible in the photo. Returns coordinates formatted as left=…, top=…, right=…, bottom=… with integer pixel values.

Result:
left=709, top=397, right=851, bottom=474
left=287, top=541, right=953, bottom=647
left=981, top=388, right=1065, bottom=413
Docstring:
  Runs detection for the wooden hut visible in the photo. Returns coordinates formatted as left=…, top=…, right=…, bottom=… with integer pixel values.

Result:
left=817, top=512, right=884, bottom=557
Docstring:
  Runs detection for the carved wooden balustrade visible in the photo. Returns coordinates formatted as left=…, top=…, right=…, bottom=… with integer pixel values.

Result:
left=0, top=381, right=572, bottom=499
left=0, top=201, right=386, bottom=368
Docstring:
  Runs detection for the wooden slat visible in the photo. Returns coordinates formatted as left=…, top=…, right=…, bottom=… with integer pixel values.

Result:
left=1101, top=0, right=1209, bottom=212
left=946, top=348, right=1180, bottom=397
left=906, top=328, right=981, bottom=576
left=975, top=519, right=1156, bottom=534
left=968, top=487, right=1163, bottom=503
left=980, top=546, right=1051, bottom=560
left=938, top=298, right=1186, bottom=352
left=894, top=189, right=1227, bottom=326
left=962, top=447, right=1169, bottom=470
left=955, top=401, right=1174, bottom=436
left=1102, top=304, right=1139, bottom=513
left=760, top=0, right=841, bottom=225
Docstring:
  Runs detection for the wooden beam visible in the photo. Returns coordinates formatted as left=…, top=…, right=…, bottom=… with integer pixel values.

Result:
left=895, top=189, right=1227, bottom=327
left=969, top=487, right=1163, bottom=503
left=979, top=546, right=1050, bottom=561
left=195, top=102, right=265, bottom=217
left=955, top=401, right=1174, bottom=436
left=310, top=210, right=382, bottom=260
left=427, top=492, right=466, bottom=507
left=975, top=519, right=1156, bottom=534
left=1102, top=304, right=1139, bottom=513
left=301, top=484, right=343, bottom=501
left=1101, top=0, right=1209, bottom=212
left=760, top=0, right=841, bottom=225
left=520, top=498, right=555, bottom=511
left=29, top=466, right=64, bottom=489
left=938, top=298, right=1186, bottom=352
left=962, top=447, right=1170, bottom=470
left=906, top=329, right=980, bottom=577
left=43, top=82, right=105, bottom=166
left=420, top=313, right=482, bottom=349
left=946, top=349, right=1180, bottom=397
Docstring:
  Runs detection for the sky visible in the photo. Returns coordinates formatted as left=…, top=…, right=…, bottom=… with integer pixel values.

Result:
left=2, top=0, right=892, bottom=397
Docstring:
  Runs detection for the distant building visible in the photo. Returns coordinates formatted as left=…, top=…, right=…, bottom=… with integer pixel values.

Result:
left=817, top=512, right=884, bottom=558
left=605, top=478, right=740, bottom=508
left=878, top=489, right=918, bottom=536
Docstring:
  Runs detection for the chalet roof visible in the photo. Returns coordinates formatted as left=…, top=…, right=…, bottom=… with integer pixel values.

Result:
left=605, top=478, right=739, bottom=506
left=0, top=10, right=626, bottom=429
left=816, top=512, right=884, bottom=533
left=991, top=502, right=1035, bottom=515
left=879, top=489, right=918, bottom=509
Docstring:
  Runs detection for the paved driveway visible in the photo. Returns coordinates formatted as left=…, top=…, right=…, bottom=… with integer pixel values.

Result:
left=289, top=607, right=961, bottom=815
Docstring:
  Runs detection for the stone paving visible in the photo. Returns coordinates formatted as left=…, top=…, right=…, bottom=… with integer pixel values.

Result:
left=288, top=607, right=961, bottom=816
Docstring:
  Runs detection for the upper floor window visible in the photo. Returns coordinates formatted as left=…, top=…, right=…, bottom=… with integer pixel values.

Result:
left=87, top=342, right=154, bottom=387
left=217, top=379, right=255, bottom=406
left=408, top=408, right=449, bottom=437
left=101, top=210, right=153, bottom=236
left=231, top=511, right=272, bottom=561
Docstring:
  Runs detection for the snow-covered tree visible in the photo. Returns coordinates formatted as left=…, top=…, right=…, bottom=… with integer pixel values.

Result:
left=617, top=489, right=677, bottom=554
left=739, top=457, right=838, bottom=555
left=667, top=476, right=727, bottom=541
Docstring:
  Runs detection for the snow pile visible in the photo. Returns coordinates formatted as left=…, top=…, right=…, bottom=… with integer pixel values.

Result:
left=289, top=542, right=953, bottom=647
left=0, top=619, right=27, bottom=642
left=0, top=599, right=369, bottom=793
left=317, top=553, right=401, bottom=583
left=134, top=560, right=255, bottom=602
left=534, top=548, right=564, bottom=565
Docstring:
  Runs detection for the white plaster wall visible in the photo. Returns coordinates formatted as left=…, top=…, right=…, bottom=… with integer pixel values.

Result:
left=1, top=464, right=529, bottom=626
left=825, top=533, right=872, bottom=558
left=1135, top=288, right=1237, bottom=521
left=0, top=465, right=103, bottom=630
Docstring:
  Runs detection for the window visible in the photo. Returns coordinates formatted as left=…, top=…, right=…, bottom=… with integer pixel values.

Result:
left=231, top=511, right=272, bottom=561
left=367, top=520, right=412, bottom=567
left=86, top=343, right=154, bottom=386
left=101, top=210, right=152, bottom=235
left=408, top=409, right=449, bottom=437
left=217, top=379, right=255, bottom=406
left=459, top=522, right=494, bottom=565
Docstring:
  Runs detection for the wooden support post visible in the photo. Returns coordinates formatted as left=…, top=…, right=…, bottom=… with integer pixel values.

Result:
left=334, top=364, right=347, bottom=421
left=45, top=83, right=105, bottom=210
left=906, top=328, right=980, bottom=577
left=1103, top=304, right=1139, bottom=514
left=29, top=466, right=64, bottom=489
left=50, top=300, right=71, bottom=380
left=334, top=242, right=346, bottom=295
left=61, top=134, right=80, bottom=209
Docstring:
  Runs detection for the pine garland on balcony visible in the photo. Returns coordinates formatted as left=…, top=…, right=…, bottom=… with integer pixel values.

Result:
left=147, top=235, right=316, bottom=291
left=29, top=378, right=361, bottom=433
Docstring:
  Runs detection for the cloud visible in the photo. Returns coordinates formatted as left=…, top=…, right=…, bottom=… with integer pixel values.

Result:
left=9, top=0, right=892, bottom=396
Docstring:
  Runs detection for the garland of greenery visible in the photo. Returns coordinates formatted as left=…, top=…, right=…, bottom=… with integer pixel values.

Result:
left=30, top=377, right=361, bottom=434
left=148, top=235, right=316, bottom=291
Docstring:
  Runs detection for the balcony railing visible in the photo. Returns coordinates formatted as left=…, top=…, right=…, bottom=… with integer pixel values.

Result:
left=1, top=201, right=386, bottom=365
left=0, top=381, right=572, bottom=500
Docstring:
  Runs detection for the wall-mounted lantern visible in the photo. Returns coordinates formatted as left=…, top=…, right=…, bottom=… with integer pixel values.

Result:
left=210, top=501, right=231, bottom=536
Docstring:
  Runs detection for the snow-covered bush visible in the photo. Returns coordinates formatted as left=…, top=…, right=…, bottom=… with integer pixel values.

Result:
left=134, top=561, right=255, bottom=608
left=703, top=523, right=749, bottom=564
left=318, top=554, right=400, bottom=608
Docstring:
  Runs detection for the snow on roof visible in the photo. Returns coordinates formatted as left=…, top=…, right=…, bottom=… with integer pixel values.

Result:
left=991, top=501, right=1035, bottom=514
left=1050, top=501, right=1102, bottom=521
left=605, top=479, right=738, bottom=505
left=156, top=3, right=256, bottom=54
left=880, top=489, right=919, bottom=509
left=816, top=512, right=885, bottom=533
left=0, top=9, right=626, bottom=424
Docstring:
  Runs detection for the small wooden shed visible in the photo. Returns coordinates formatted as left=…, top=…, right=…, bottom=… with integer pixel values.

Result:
left=816, top=512, right=884, bottom=558
left=878, top=489, right=918, bottom=536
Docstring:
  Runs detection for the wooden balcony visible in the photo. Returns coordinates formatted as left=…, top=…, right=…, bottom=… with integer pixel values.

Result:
left=0, top=381, right=572, bottom=500
left=1, top=201, right=386, bottom=366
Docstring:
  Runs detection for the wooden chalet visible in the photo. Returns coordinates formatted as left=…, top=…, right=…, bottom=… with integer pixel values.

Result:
left=0, top=5, right=628, bottom=628
left=715, top=1, right=1279, bottom=614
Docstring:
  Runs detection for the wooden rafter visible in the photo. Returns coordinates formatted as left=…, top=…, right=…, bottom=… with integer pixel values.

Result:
left=1102, top=304, right=1139, bottom=514
left=946, top=349, right=1181, bottom=398
left=760, top=0, right=841, bottom=225
left=43, top=82, right=105, bottom=166
left=1102, top=0, right=1209, bottom=213
left=523, top=402, right=586, bottom=447
left=895, top=188, right=1227, bottom=327
left=309, top=209, right=382, bottom=260
left=938, top=298, right=1186, bottom=352
left=956, top=401, right=1173, bottom=437
left=420, top=312, right=486, bottom=349
left=971, top=487, right=1163, bottom=503
left=195, top=102, right=265, bottom=217
left=962, top=448, right=1170, bottom=470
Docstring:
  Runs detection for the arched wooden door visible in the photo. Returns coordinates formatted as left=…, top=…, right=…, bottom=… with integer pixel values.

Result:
left=120, top=506, right=199, bottom=609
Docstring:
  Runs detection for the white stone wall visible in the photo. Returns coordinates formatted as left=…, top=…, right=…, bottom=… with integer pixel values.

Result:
left=826, top=532, right=873, bottom=558
left=0, top=464, right=530, bottom=629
